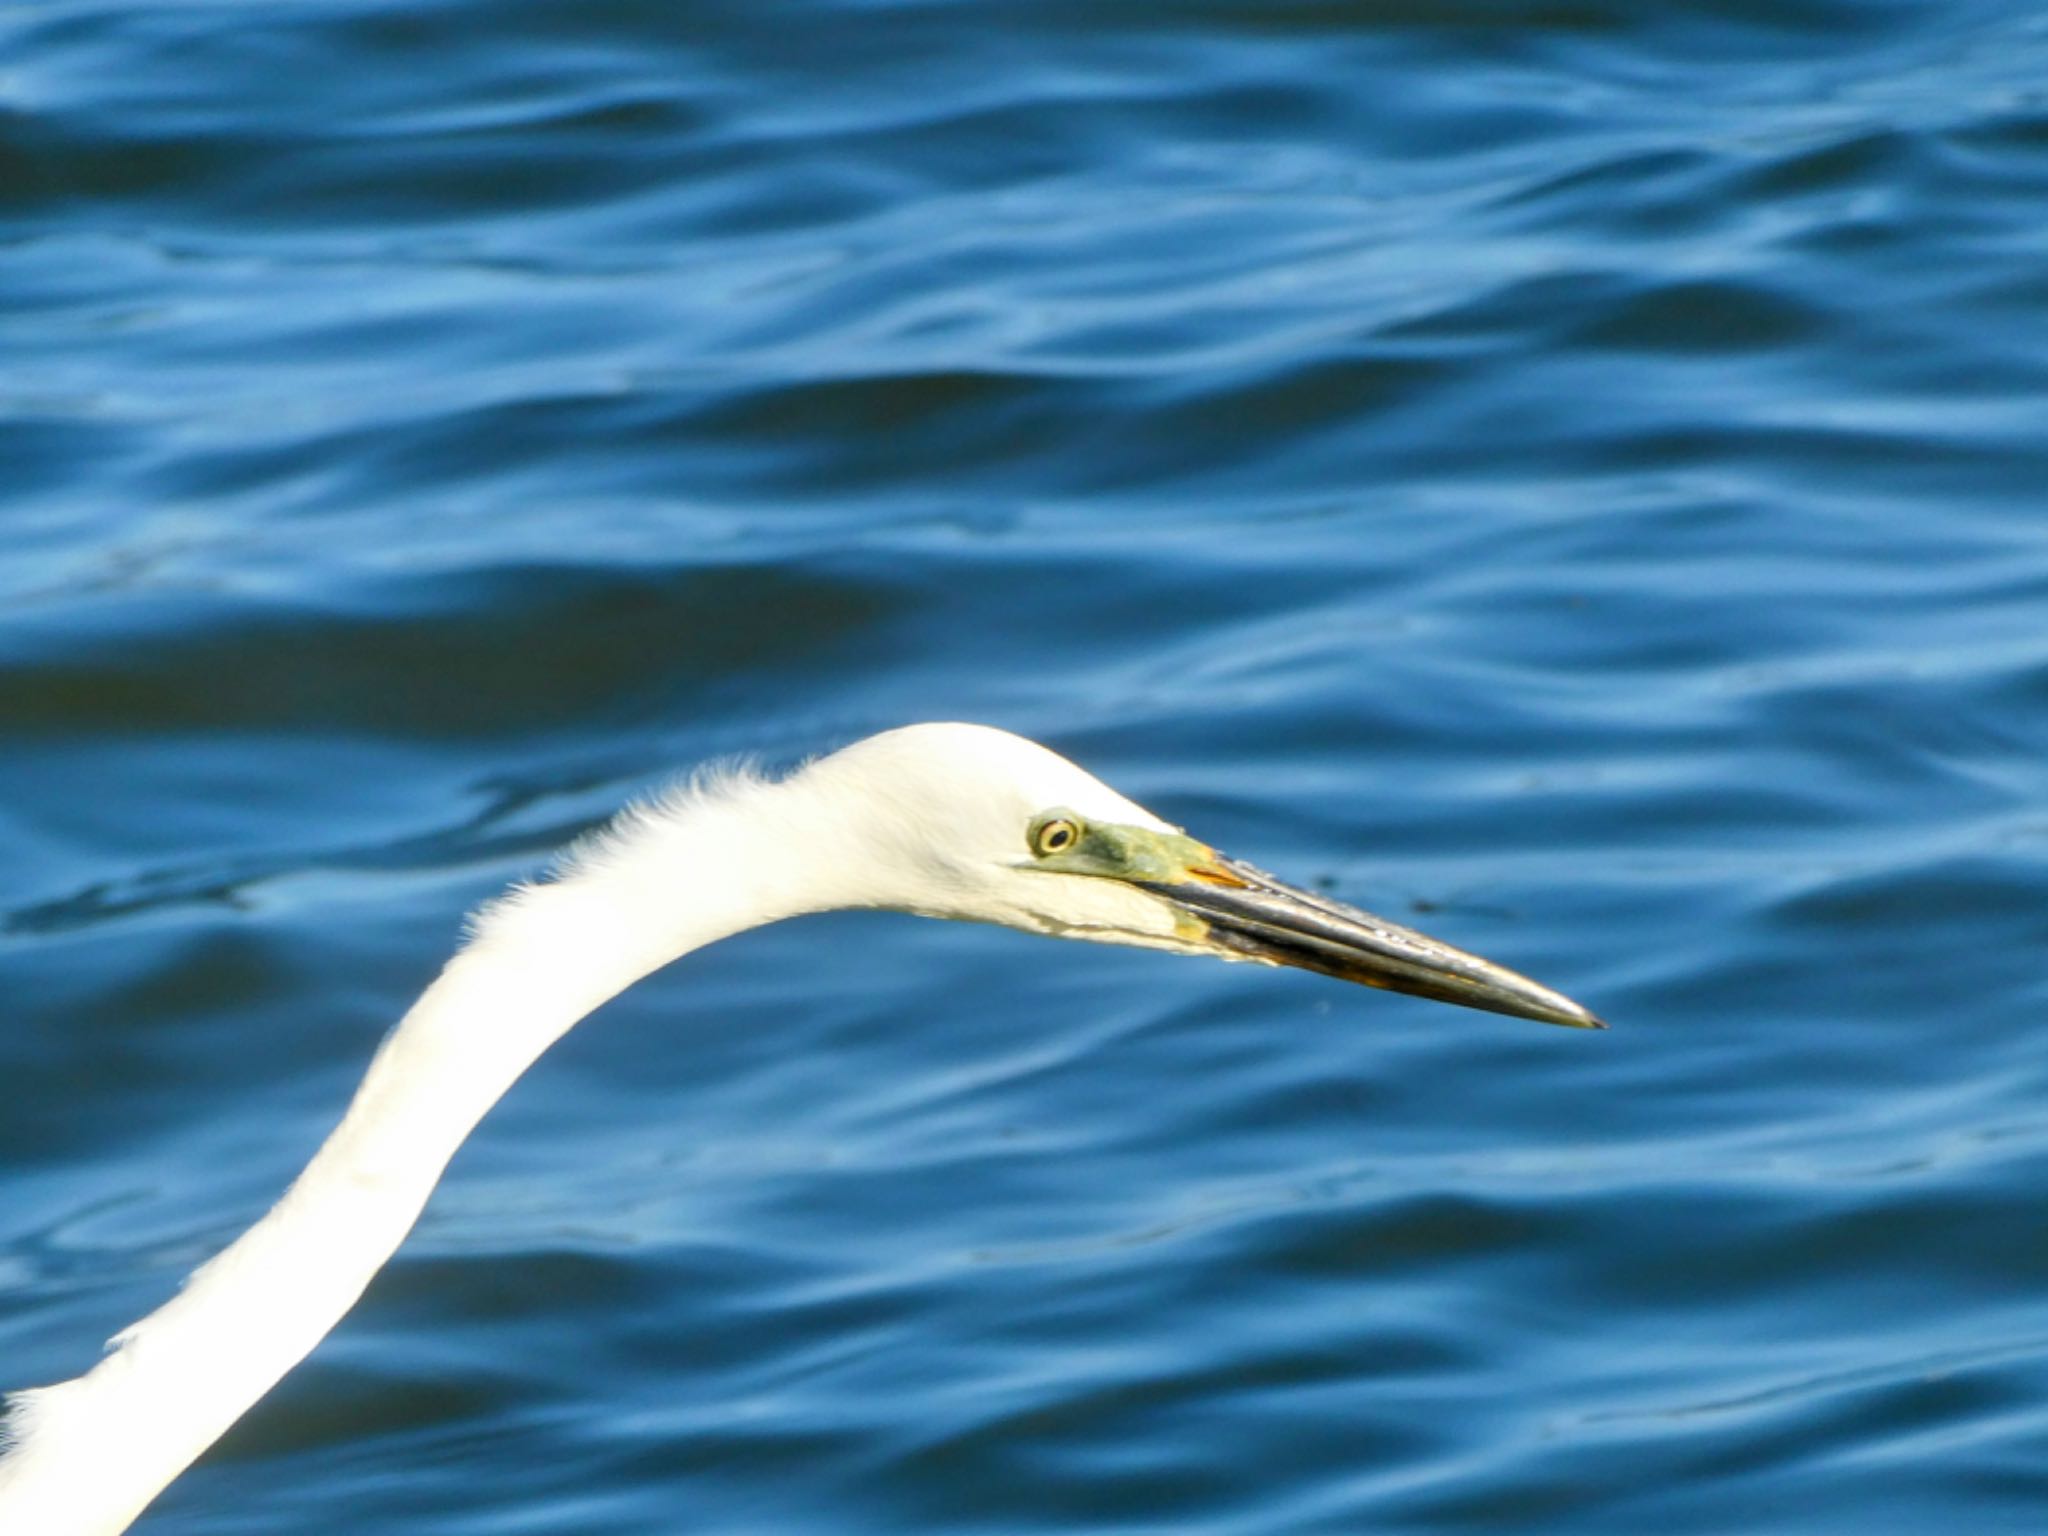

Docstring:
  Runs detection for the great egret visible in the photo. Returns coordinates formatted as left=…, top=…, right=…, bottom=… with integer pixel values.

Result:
left=0, top=722, right=1600, bottom=1534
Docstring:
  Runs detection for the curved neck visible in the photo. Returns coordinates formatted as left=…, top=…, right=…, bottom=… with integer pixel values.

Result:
left=0, top=773, right=837, bottom=1536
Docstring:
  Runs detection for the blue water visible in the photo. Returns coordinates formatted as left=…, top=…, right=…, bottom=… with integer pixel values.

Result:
left=6, top=1, right=2048, bottom=1530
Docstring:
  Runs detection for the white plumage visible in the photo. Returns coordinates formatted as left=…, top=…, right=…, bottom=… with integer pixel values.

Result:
left=0, top=723, right=1596, bottom=1534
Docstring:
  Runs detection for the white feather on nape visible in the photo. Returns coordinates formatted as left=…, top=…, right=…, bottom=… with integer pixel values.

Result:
left=459, top=752, right=774, bottom=952
left=0, top=1382, right=50, bottom=1455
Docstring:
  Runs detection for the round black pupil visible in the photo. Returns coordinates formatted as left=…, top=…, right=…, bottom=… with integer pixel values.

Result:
left=1045, top=825, right=1070, bottom=849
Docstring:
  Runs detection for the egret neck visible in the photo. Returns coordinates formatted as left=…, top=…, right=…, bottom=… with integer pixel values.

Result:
left=0, top=767, right=844, bottom=1536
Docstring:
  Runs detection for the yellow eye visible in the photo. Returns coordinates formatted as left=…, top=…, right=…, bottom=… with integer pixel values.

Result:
left=1031, top=817, right=1081, bottom=857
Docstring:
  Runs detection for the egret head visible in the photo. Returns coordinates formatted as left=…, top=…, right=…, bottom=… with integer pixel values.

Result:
left=807, top=724, right=1601, bottom=1029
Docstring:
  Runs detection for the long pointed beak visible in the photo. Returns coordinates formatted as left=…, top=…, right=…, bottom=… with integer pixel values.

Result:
left=1142, top=856, right=1605, bottom=1029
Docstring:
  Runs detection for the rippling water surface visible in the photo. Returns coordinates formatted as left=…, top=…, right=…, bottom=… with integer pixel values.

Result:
left=6, top=2, right=2048, bottom=1531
